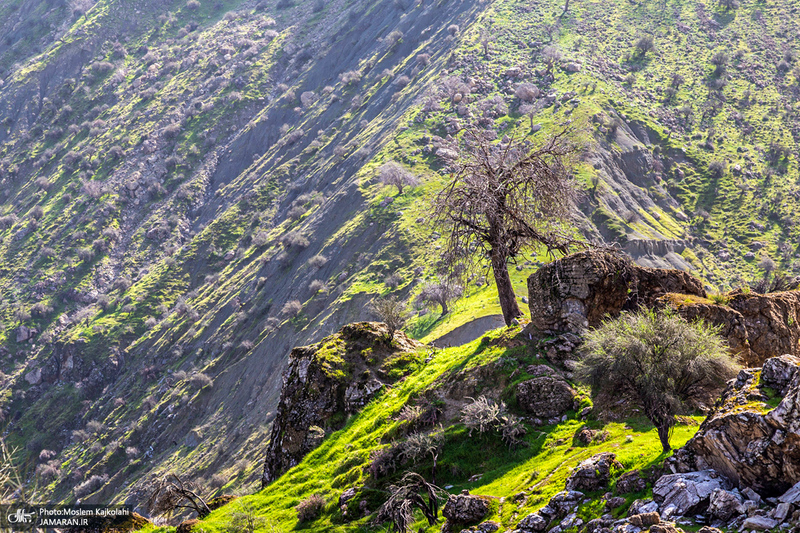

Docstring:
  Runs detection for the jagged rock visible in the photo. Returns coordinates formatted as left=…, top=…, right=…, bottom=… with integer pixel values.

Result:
left=616, top=471, right=647, bottom=494
left=516, top=376, right=577, bottom=418
left=662, top=299, right=753, bottom=365
left=774, top=502, right=792, bottom=522
left=741, top=515, right=779, bottom=530
left=706, top=488, right=744, bottom=521
left=761, top=355, right=800, bottom=393
left=545, top=491, right=585, bottom=518
left=780, top=482, right=800, bottom=504
left=262, top=323, right=423, bottom=485
left=565, top=453, right=622, bottom=492
left=663, top=291, right=800, bottom=366
left=583, top=517, right=615, bottom=533
left=628, top=512, right=660, bottom=528
left=653, top=470, right=730, bottom=518
left=516, top=512, right=548, bottom=532
left=442, top=492, right=490, bottom=527
left=559, top=512, right=583, bottom=530
left=671, top=356, right=800, bottom=496
left=15, top=325, right=37, bottom=343
left=527, top=250, right=704, bottom=335
left=627, top=499, right=658, bottom=517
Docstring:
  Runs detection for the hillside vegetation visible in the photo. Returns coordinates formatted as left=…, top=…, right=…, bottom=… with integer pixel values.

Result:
left=0, top=0, right=798, bottom=517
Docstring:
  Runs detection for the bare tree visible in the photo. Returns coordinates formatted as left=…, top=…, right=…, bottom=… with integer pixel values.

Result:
left=432, top=127, right=584, bottom=325
left=146, top=473, right=212, bottom=519
left=416, top=280, right=462, bottom=316
left=379, top=161, right=419, bottom=195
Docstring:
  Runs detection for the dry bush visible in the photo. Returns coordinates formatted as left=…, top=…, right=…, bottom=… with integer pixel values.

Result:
left=189, top=373, right=213, bottom=388
left=296, top=493, right=325, bottom=522
left=74, top=474, right=109, bottom=498
left=281, top=300, right=302, bottom=317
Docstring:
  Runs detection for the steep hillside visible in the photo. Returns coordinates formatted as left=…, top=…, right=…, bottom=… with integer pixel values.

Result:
left=1, top=0, right=799, bottom=513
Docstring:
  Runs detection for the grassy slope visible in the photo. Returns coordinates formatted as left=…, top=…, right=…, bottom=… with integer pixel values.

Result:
left=138, top=327, right=700, bottom=532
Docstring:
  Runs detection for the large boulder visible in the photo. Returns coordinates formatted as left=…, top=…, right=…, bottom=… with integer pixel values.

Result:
left=652, top=470, right=731, bottom=518
left=442, top=492, right=490, bottom=528
left=527, top=250, right=705, bottom=335
left=262, top=323, right=422, bottom=485
left=671, top=356, right=800, bottom=496
left=565, top=452, right=622, bottom=492
left=516, top=376, right=578, bottom=418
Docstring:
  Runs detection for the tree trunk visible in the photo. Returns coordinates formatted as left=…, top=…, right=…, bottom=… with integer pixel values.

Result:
left=561, top=0, right=570, bottom=17
left=491, top=250, right=522, bottom=326
left=440, top=302, right=448, bottom=316
left=656, top=422, right=672, bottom=452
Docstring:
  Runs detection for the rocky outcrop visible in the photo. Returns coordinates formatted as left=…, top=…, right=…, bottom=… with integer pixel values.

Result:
left=442, top=492, right=491, bottom=530
left=671, top=355, right=800, bottom=496
left=262, top=323, right=423, bottom=485
left=565, top=453, right=622, bottom=492
left=511, top=491, right=584, bottom=533
left=661, top=291, right=800, bottom=366
left=516, top=375, right=578, bottom=419
left=616, top=470, right=647, bottom=494
left=653, top=470, right=731, bottom=518
left=527, top=250, right=705, bottom=335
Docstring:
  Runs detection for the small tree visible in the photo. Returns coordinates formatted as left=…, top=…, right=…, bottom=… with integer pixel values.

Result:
left=576, top=309, right=738, bottom=452
left=432, top=127, right=584, bottom=325
left=370, top=297, right=408, bottom=338
left=416, top=280, right=462, bottom=316
left=379, top=161, right=419, bottom=195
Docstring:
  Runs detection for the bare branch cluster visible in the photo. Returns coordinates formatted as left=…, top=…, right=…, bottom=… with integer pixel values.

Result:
left=145, top=473, right=211, bottom=519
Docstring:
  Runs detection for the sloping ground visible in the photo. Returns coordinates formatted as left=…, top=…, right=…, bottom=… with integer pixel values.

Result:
left=1, top=0, right=800, bottom=511
left=138, top=326, right=700, bottom=532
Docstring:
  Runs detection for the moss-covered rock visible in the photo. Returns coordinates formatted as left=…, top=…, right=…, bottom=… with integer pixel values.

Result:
left=261, top=322, right=423, bottom=485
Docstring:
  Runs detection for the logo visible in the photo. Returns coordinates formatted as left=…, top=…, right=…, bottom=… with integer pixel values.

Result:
left=7, top=508, right=35, bottom=524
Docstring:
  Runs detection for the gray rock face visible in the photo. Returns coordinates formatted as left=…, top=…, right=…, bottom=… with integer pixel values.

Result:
left=707, top=488, right=744, bottom=521
left=565, top=453, right=622, bottom=492
left=516, top=376, right=577, bottom=418
left=653, top=470, right=731, bottom=518
left=442, top=493, right=490, bottom=525
left=779, top=481, right=800, bottom=504
left=741, top=515, right=779, bottom=530
left=627, top=499, right=659, bottom=517
left=672, top=356, right=800, bottom=496
left=516, top=512, right=548, bottom=532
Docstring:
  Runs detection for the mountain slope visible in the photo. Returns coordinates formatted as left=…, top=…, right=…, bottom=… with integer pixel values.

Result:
left=0, top=0, right=798, bottom=513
